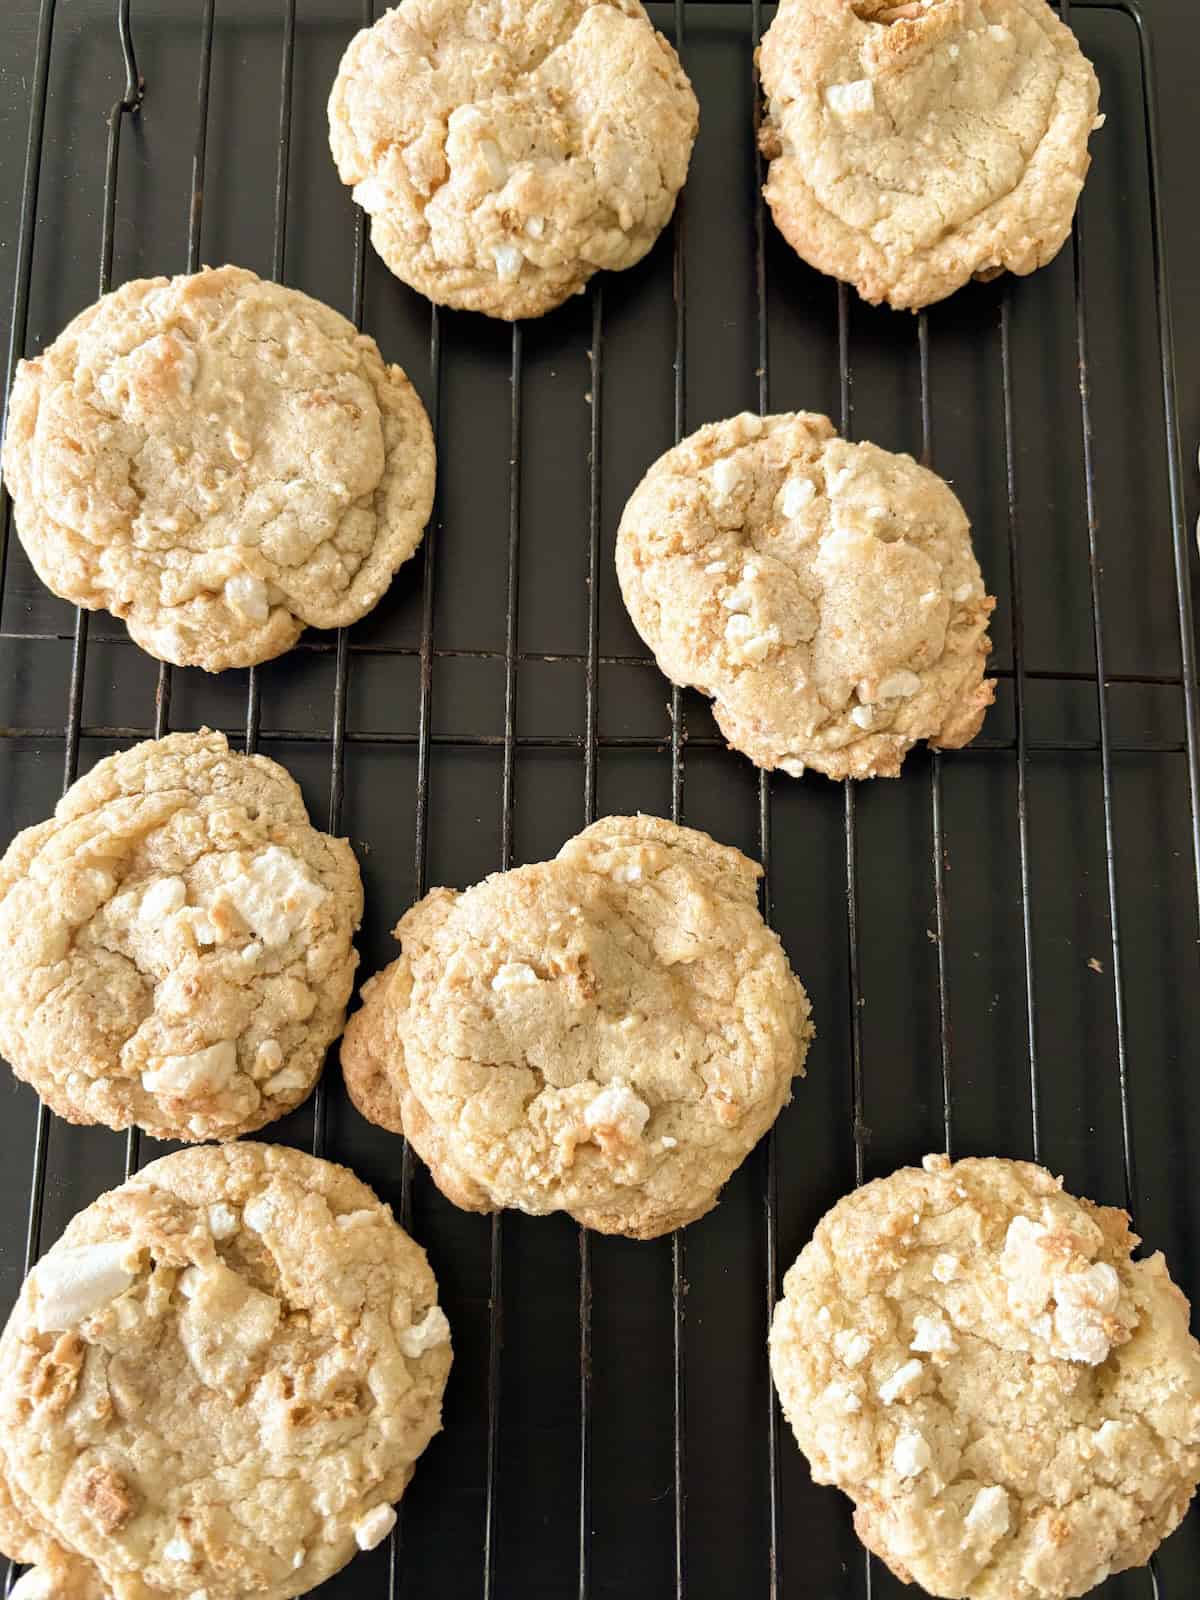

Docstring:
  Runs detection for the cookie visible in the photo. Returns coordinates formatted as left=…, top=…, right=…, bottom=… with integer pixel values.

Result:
left=0, top=729, right=362, bottom=1142
left=327, top=0, right=699, bottom=320
left=616, top=411, right=995, bottom=781
left=757, top=0, right=1103, bottom=311
left=0, top=266, right=435, bottom=670
left=770, top=1155, right=1200, bottom=1599
left=0, top=1142, right=451, bottom=1600
left=342, top=814, right=813, bottom=1238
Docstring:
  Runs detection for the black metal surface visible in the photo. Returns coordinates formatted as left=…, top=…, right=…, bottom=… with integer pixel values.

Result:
left=0, top=4, right=1197, bottom=1599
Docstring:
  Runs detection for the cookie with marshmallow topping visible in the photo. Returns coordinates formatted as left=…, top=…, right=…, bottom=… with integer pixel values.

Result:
left=0, top=266, right=435, bottom=670
left=770, top=1155, right=1200, bottom=1599
left=327, top=0, right=699, bottom=320
left=0, top=1142, right=451, bottom=1600
left=341, top=814, right=813, bottom=1238
left=616, top=411, right=995, bottom=780
left=0, top=729, right=361, bottom=1141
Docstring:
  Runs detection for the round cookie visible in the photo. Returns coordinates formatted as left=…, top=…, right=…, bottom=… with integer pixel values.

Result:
left=327, top=0, right=699, bottom=320
left=0, top=266, right=435, bottom=670
left=757, top=0, right=1103, bottom=311
left=0, top=1142, right=452, bottom=1600
left=0, top=729, right=362, bottom=1142
left=616, top=411, right=995, bottom=781
left=770, top=1155, right=1200, bottom=1599
left=342, top=814, right=813, bottom=1238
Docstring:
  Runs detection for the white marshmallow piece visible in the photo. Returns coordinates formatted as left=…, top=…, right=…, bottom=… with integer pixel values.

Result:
left=1053, top=1262, right=1121, bottom=1365
left=399, top=1304, right=452, bottom=1359
left=584, top=1083, right=651, bottom=1142
left=140, top=876, right=187, bottom=922
left=964, top=1484, right=1010, bottom=1541
left=265, top=1065, right=309, bottom=1098
left=208, top=1203, right=239, bottom=1241
left=242, top=1193, right=276, bottom=1234
left=931, top=1253, right=960, bottom=1284
left=8, top=1567, right=55, bottom=1600
left=777, top=476, right=816, bottom=519
left=354, top=1504, right=397, bottom=1552
left=892, top=1429, right=932, bottom=1478
left=34, top=1241, right=139, bottom=1332
left=254, top=1039, right=284, bottom=1078
left=878, top=1358, right=924, bottom=1405
left=491, top=962, right=539, bottom=992
left=725, top=614, right=778, bottom=664
left=224, top=574, right=270, bottom=624
left=223, top=845, right=326, bottom=947
left=834, top=1328, right=872, bottom=1368
left=826, top=79, right=875, bottom=118
left=493, top=245, right=524, bottom=281
left=708, top=458, right=741, bottom=498
left=910, top=1314, right=957, bottom=1357
left=142, top=1039, right=238, bottom=1100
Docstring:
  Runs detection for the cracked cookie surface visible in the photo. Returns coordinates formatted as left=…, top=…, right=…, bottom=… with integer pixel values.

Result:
left=0, top=266, right=435, bottom=670
left=616, top=411, right=995, bottom=780
left=0, top=1143, right=451, bottom=1600
left=770, top=1155, right=1200, bottom=1599
left=0, top=729, right=362, bottom=1141
left=757, top=0, right=1102, bottom=310
left=328, top=0, right=699, bottom=319
left=341, top=815, right=813, bottom=1238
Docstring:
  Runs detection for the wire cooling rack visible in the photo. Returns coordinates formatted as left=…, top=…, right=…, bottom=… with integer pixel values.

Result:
left=0, top=3, right=1197, bottom=1597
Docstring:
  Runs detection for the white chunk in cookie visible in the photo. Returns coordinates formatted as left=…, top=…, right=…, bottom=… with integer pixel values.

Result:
left=584, top=1083, right=651, bottom=1145
left=892, top=1429, right=931, bottom=1478
left=910, top=1313, right=957, bottom=1357
left=142, top=1040, right=238, bottom=1100
left=207, top=1202, right=239, bottom=1240
left=140, top=876, right=187, bottom=921
left=224, top=573, right=271, bottom=623
left=878, top=1358, right=923, bottom=1404
left=177, top=1261, right=282, bottom=1392
left=398, top=1305, right=452, bottom=1359
left=353, top=1504, right=397, bottom=1552
left=222, top=845, right=327, bottom=947
left=33, top=1241, right=140, bottom=1332
left=8, top=1568, right=55, bottom=1600
left=776, top=475, right=816, bottom=518
left=825, top=79, right=875, bottom=117
left=964, top=1484, right=1010, bottom=1544
left=491, top=962, right=540, bottom=992
left=1001, top=1214, right=1123, bottom=1363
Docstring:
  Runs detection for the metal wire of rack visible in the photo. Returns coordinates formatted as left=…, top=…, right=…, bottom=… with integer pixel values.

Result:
left=0, top=3, right=1198, bottom=1599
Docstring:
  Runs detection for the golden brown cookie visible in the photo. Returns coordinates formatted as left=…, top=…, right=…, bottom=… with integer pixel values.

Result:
left=0, top=266, right=435, bottom=669
left=770, top=1155, right=1200, bottom=1598
left=342, top=815, right=813, bottom=1238
left=616, top=411, right=995, bottom=780
left=758, top=0, right=1102, bottom=310
left=328, top=0, right=699, bottom=319
left=0, top=730, right=361, bottom=1141
left=0, top=1143, right=451, bottom=1600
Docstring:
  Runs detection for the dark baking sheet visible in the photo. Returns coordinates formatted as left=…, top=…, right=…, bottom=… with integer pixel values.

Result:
left=1, top=3, right=1198, bottom=1597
